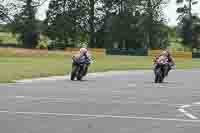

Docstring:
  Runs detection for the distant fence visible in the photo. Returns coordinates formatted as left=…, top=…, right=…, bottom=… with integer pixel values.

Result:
left=148, top=49, right=192, bottom=59
left=106, top=48, right=193, bottom=58
left=192, top=49, right=200, bottom=58
left=0, top=48, right=49, bottom=57
left=192, top=52, right=200, bottom=58
left=106, top=48, right=148, bottom=56
left=65, top=48, right=106, bottom=53
left=0, top=47, right=195, bottom=58
left=0, top=43, right=18, bottom=48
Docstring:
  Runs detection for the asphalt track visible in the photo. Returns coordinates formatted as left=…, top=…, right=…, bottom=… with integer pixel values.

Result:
left=0, top=70, right=200, bottom=133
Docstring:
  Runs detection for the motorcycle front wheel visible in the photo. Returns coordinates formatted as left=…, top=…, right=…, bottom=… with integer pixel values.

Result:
left=70, top=64, right=79, bottom=80
left=154, top=68, right=163, bottom=83
left=76, top=65, right=85, bottom=81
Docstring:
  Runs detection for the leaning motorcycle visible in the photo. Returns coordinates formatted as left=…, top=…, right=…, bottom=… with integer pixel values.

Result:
left=70, top=57, right=91, bottom=81
left=154, top=56, right=169, bottom=83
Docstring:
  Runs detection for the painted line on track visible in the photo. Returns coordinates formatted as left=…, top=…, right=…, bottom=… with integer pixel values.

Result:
left=193, top=102, right=200, bottom=105
left=127, top=84, right=137, bottom=87
left=0, top=110, right=200, bottom=123
left=178, top=109, right=198, bottom=120
left=178, top=102, right=200, bottom=120
left=13, top=70, right=151, bottom=83
left=181, top=105, right=191, bottom=108
left=11, top=95, right=183, bottom=107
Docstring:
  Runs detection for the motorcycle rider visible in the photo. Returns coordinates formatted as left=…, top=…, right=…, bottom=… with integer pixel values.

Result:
left=72, top=48, right=91, bottom=76
left=153, top=50, right=175, bottom=76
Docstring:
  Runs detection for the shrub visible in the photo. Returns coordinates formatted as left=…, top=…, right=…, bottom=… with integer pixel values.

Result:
left=37, top=36, right=49, bottom=49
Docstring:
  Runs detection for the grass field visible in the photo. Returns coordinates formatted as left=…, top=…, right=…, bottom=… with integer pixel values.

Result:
left=0, top=48, right=199, bottom=83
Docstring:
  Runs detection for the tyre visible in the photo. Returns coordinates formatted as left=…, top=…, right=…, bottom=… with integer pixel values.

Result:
left=70, top=65, right=79, bottom=81
left=155, top=74, right=159, bottom=83
left=155, top=68, right=162, bottom=83
left=76, top=65, right=84, bottom=81
left=70, top=73, right=76, bottom=80
left=82, top=65, right=88, bottom=76
left=76, top=75, right=82, bottom=80
left=159, top=69, right=165, bottom=83
left=159, top=76, right=163, bottom=83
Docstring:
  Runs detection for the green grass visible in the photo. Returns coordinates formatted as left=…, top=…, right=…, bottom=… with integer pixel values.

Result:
left=0, top=48, right=199, bottom=83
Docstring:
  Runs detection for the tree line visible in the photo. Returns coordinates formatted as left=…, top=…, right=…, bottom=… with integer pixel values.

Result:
left=0, top=0, right=199, bottom=49
left=176, top=0, right=200, bottom=49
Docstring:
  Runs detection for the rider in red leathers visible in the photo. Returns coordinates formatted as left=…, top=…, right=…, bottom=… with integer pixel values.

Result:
left=153, top=50, right=175, bottom=76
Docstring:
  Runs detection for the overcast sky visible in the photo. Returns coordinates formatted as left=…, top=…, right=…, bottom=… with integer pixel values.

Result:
left=36, top=0, right=200, bottom=26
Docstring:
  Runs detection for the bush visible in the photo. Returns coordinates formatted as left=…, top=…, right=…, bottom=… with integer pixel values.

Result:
left=47, top=40, right=66, bottom=50
left=37, top=36, right=49, bottom=49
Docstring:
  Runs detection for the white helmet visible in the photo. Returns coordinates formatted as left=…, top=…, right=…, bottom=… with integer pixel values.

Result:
left=80, top=48, right=88, bottom=54
left=161, top=50, right=168, bottom=56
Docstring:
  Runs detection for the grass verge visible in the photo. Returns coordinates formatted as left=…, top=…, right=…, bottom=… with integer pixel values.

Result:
left=0, top=48, right=199, bottom=83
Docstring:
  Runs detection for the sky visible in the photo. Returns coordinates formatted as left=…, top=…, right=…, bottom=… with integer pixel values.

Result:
left=164, top=0, right=200, bottom=26
left=36, top=0, right=200, bottom=26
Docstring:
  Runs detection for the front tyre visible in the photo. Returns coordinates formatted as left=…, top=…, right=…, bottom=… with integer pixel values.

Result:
left=154, top=74, right=159, bottom=83
left=82, top=64, right=89, bottom=76
left=159, top=75, right=164, bottom=83
left=76, top=75, right=83, bottom=80
left=76, top=65, right=84, bottom=81
left=154, top=68, right=162, bottom=83
left=71, top=65, right=79, bottom=81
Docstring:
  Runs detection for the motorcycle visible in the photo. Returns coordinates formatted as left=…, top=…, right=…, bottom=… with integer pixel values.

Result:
left=70, top=56, right=91, bottom=81
left=154, top=55, right=169, bottom=83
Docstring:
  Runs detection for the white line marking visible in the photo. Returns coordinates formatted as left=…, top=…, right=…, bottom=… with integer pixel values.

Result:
left=14, top=76, right=68, bottom=83
left=178, top=101, right=200, bottom=120
left=193, top=102, right=200, bottom=105
left=0, top=110, right=200, bottom=123
left=13, top=70, right=151, bottom=83
left=13, top=96, right=182, bottom=107
left=178, top=109, right=198, bottom=120
left=127, top=84, right=137, bottom=87
left=127, top=97, right=136, bottom=100
left=112, top=91, right=121, bottom=93
left=181, top=105, right=191, bottom=108
left=71, top=117, right=98, bottom=121
left=178, top=109, right=187, bottom=113
left=15, top=96, right=25, bottom=98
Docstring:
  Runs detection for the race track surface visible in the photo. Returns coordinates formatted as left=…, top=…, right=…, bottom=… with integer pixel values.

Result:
left=0, top=70, right=200, bottom=133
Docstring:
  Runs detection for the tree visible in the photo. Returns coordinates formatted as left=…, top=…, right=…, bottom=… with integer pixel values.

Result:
left=138, top=0, right=168, bottom=48
left=192, top=15, right=200, bottom=48
left=1, top=0, right=49, bottom=48
left=176, top=0, right=199, bottom=48
left=176, top=0, right=198, bottom=18
left=45, top=0, right=114, bottom=48
left=103, top=0, right=169, bottom=49
left=10, top=0, right=39, bottom=48
left=44, top=0, right=88, bottom=48
left=0, top=3, right=8, bottom=22
left=44, top=0, right=169, bottom=49
left=0, top=0, right=15, bottom=23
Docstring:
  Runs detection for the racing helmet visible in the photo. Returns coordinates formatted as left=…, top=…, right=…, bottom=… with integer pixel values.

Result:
left=80, top=48, right=88, bottom=54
